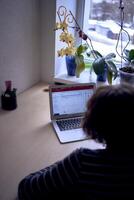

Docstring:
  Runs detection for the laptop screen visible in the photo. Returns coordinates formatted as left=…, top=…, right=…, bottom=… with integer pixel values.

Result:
left=50, top=84, right=95, bottom=119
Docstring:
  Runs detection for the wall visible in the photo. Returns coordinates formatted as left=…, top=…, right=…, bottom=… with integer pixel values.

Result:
left=0, top=0, right=78, bottom=107
left=0, top=0, right=41, bottom=106
left=40, top=0, right=56, bottom=83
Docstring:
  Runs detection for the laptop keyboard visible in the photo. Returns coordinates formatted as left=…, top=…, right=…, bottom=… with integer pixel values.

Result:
left=56, top=118, right=83, bottom=131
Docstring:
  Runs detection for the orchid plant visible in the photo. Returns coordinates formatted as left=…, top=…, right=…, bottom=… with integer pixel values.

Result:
left=55, top=6, right=90, bottom=77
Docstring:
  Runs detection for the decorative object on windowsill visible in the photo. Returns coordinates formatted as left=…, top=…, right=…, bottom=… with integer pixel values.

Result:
left=87, top=50, right=118, bottom=84
left=116, top=0, right=134, bottom=84
left=55, top=6, right=94, bottom=77
left=65, top=55, right=76, bottom=76
left=1, top=80, right=17, bottom=110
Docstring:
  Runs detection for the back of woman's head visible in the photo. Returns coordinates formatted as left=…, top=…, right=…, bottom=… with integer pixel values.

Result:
left=83, top=83, right=134, bottom=146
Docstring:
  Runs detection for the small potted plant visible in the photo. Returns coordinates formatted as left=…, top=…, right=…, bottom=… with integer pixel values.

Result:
left=119, top=49, right=134, bottom=84
left=87, top=50, right=118, bottom=84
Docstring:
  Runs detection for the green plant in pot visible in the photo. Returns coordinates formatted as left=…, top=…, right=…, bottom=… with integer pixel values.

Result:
left=119, top=49, right=134, bottom=84
left=87, top=50, right=118, bottom=84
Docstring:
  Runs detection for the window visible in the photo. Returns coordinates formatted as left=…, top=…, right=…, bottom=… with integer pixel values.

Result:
left=54, top=0, right=134, bottom=83
left=83, top=0, right=134, bottom=63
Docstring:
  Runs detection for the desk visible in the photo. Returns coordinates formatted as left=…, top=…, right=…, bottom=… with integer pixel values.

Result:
left=0, top=82, right=103, bottom=200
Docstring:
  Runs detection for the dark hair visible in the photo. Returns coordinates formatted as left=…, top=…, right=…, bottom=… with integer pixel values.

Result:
left=83, top=83, right=134, bottom=147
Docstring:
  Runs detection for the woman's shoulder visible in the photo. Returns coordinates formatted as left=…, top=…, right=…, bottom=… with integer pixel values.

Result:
left=74, top=147, right=134, bottom=164
left=71, top=147, right=106, bottom=160
left=76, top=147, right=105, bottom=154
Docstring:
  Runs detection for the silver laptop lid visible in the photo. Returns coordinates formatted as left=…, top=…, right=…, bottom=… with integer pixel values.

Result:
left=49, top=83, right=96, bottom=120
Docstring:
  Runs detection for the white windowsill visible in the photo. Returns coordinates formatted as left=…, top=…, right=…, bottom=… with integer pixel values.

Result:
left=54, top=70, right=120, bottom=86
left=54, top=70, right=96, bottom=84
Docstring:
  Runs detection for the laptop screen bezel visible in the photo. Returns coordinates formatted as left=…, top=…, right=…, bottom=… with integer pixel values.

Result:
left=49, top=83, right=96, bottom=120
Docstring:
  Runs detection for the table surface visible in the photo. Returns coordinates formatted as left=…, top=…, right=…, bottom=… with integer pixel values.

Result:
left=0, top=82, right=104, bottom=200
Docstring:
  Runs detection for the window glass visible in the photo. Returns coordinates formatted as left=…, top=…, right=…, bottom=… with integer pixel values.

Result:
left=83, top=0, right=134, bottom=64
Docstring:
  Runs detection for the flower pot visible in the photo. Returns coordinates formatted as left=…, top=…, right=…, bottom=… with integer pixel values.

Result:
left=96, top=64, right=107, bottom=82
left=97, top=73, right=107, bottom=82
left=65, top=56, right=76, bottom=76
left=119, top=67, right=134, bottom=84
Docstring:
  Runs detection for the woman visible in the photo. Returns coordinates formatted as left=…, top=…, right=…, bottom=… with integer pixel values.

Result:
left=18, top=83, right=134, bottom=199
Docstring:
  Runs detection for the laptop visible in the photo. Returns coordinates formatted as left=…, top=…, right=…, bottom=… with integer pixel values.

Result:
left=49, top=83, right=96, bottom=143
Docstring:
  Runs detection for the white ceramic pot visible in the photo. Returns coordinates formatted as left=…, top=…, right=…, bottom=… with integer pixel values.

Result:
left=119, top=67, right=134, bottom=84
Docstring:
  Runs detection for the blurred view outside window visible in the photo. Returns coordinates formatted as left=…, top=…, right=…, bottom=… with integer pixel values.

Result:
left=83, top=0, right=134, bottom=66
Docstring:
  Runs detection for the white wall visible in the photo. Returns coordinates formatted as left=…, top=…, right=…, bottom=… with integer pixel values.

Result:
left=40, top=0, right=56, bottom=83
left=0, top=0, right=41, bottom=105
left=0, top=0, right=78, bottom=106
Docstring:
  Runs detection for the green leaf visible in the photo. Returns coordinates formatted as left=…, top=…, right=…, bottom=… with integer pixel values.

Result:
left=87, top=50, right=103, bottom=58
left=104, top=53, right=116, bottom=60
left=129, top=49, right=134, bottom=61
left=82, top=44, right=88, bottom=52
left=106, top=60, right=118, bottom=80
left=124, top=49, right=129, bottom=58
left=92, top=58, right=106, bottom=75
left=107, top=70, right=113, bottom=84
left=76, top=45, right=83, bottom=55
left=75, top=55, right=85, bottom=77
left=131, top=59, right=134, bottom=64
left=76, top=44, right=88, bottom=56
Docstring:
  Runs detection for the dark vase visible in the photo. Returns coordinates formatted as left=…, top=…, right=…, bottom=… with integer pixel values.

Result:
left=97, top=64, right=107, bottom=82
left=65, top=56, right=76, bottom=76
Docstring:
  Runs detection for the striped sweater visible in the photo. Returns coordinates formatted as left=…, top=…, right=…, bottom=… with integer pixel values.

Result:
left=18, top=148, right=134, bottom=199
